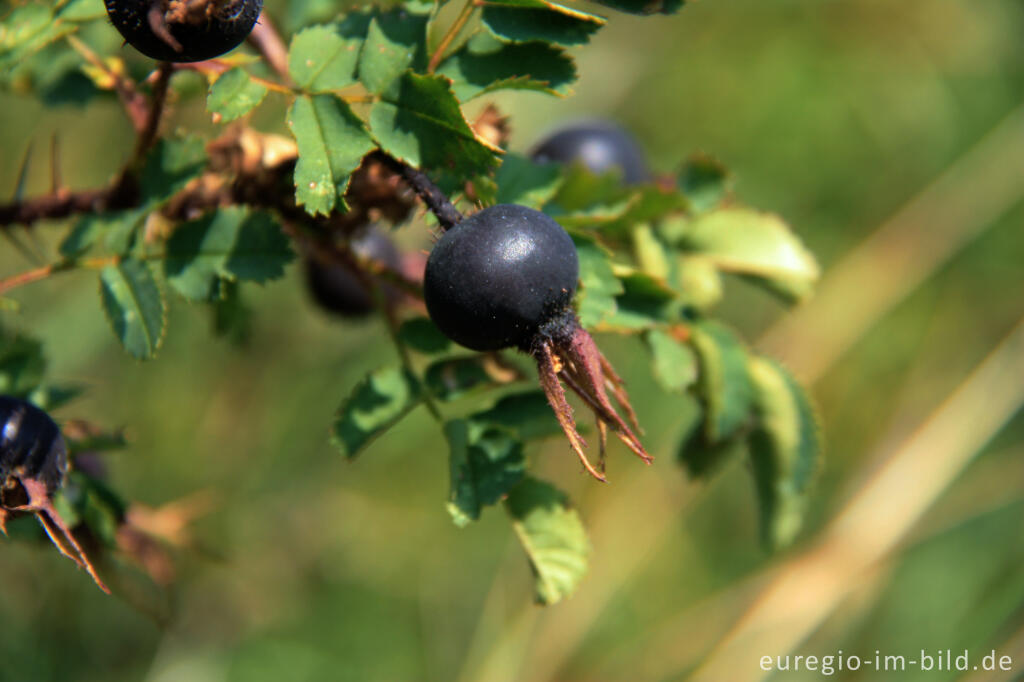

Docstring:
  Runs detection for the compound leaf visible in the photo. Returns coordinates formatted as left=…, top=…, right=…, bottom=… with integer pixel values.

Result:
left=331, top=366, right=422, bottom=458
left=505, top=476, right=590, bottom=605
left=99, top=258, right=166, bottom=360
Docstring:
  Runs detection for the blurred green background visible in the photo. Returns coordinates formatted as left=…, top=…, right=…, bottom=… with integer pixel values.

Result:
left=2, top=0, right=1024, bottom=680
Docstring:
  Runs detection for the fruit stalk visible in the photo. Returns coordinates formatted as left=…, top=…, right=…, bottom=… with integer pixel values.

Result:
left=377, top=154, right=464, bottom=230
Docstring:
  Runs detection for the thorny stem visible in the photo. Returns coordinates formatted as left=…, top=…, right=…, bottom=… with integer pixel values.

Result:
left=377, top=154, right=464, bottom=230
left=0, top=177, right=136, bottom=229
left=427, top=0, right=480, bottom=73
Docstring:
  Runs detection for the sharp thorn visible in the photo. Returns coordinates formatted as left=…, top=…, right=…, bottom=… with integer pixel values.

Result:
left=49, top=133, right=62, bottom=195
left=11, top=141, right=33, bottom=203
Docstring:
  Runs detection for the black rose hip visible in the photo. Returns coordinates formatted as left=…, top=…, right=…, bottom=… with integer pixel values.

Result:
left=106, top=0, right=263, bottom=63
left=424, top=204, right=579, bottom=352
left=531, top=121, right=651, bottom=185
left=0, top=396, right=109, bottom=592
left=306, top=227, right=403, bottom=318
left=424, top=204, right=651, bottom=480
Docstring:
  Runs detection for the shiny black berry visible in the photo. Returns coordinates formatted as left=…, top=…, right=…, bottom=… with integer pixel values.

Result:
left=530, top=121, right=650, bottom=184
left=0, top=396, right=68, bottom=503
left=105, top=0, right=263, bottom=63
left=423, top=204, right=579, bottom=352
left=305, top=227, right=402, bottom=318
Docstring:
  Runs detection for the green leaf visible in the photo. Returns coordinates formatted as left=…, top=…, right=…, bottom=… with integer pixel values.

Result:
left=211, top=280, right=252, bottom=347
left=445, top=419, right=525, bottom=526
left=494, top=154, right=563, bottom=208
left=55, top=0, right=107, bottom=22
left=398, top=317, right=451, bottom=354
left=99, top=259, right=166, bottom=360
left=28, top=384, right=84, bottom=411
left=505, top=476, right=589, bottom=605
left=679, top=153, right=731, bottom=213
left=61, top=472, right=126, bottom=548
left=164, top=208, right=294, bottom=302
left=645, top=329, right=697, bottom=393
left=438, top=35, right=577, bottom=100
left=424, top=356, right=508, bottom=402
left=288, top=94, right=375, bottom=215
left=358, top=13, right=428, bottom=94
left=678, top=426, right=745, bottom=479
left=672, top=255, right=723, bottom=310
left=331, top=366, right=422, bottom=458
left=632, top=223, right=672, bottom=280
left=688, top=320, right=754, bottom=442
left=60, top=212, right=125, bottom=259
left=602, top=269, right=678, bottom=331
left=470, top=391, right=562, bottom=442
left=0, top=4, right=76, bottom=71
left=482, top=0, right=605, bottom=46
left=589, top=0, right=683, bottom=15
left=207, top=68, right=268, bottom=123
left=65, top=426, right=128, bottom=454
left=747, top=356, right=822, bottom=550
left=547, top=161, right=632, bottom=214
left=0, top=333, right=46, bottom=398
left=139, top=137, right=207, bottom=206
left=681, top=208, right=820, bottom=302
left=288, top=24, right=361, bottom=92
left=370, top=71, right=500, bottom=178
left=572, top=234, right=622, bottom=328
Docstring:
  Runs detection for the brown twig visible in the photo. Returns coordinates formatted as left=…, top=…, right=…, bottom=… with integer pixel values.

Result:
left=133, top=62, right=175, bottom=163
left=67, top=36, right=149, bottom=133
left=0, top=177, right=137, bottom=228
left=247, top=11, right=291, bottom=83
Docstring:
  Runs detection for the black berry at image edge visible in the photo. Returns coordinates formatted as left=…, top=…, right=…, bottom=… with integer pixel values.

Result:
left=105, top=0, right=263, bottom=62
